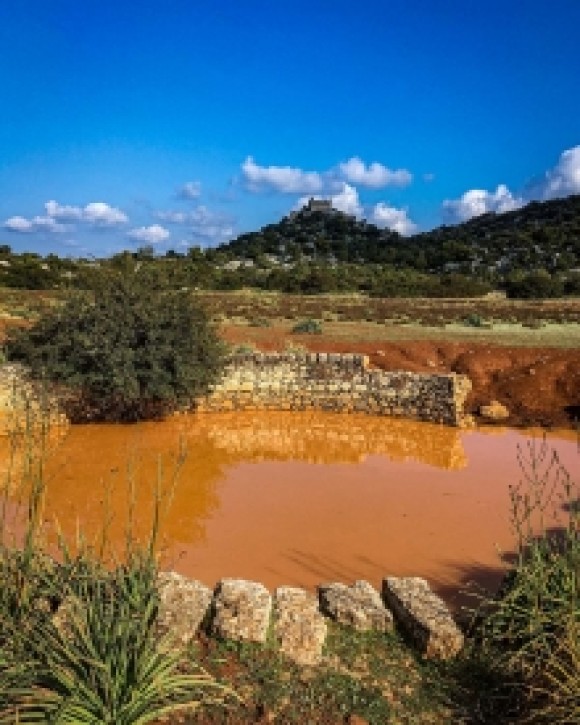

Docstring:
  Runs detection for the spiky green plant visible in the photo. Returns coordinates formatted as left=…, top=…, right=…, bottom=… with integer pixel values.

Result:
left=0, top=397, right=235, bottom=724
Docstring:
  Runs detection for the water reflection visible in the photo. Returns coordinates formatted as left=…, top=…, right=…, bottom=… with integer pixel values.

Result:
left=185, top=411, right=467, bottom=469
left=2, top=411, right=575, bottom=606
left=1, top=411, right=465, bottom=554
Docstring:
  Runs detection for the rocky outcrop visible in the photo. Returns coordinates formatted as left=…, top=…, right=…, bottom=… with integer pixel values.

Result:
left=479, top=400, right=510, bottom=422
left=318, top=580, right=393, bottom=632
left=157, top=571, right=212, bottom=645
left=211, top=578, right=272, bottom=644
left=198, top=352, right=472, bottom=427
left=273, top=586, right=327, bottom=666
left=382, top=577, right=464, bottom=659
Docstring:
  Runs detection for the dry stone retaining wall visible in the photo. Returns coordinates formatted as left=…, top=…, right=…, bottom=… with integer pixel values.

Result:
left=198, top=353, right=471, bottom=426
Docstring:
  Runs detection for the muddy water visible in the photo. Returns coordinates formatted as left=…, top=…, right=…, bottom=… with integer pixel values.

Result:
left=2, top=412, right=577, bottom=609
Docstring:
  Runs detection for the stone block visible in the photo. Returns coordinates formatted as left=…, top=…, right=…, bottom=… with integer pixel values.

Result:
left=274, top=586, right=327, bottom=666
left=212, top=578, right=272, bottom=644
left=382, top=577, right=463, bottom=659
left=157, top=571, right=213, bottom=645
left=319, top=580, right=392, bottom=632
left=479, top=400, right=510, bottom=421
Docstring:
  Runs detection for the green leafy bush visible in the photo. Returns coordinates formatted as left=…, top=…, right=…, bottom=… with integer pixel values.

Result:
left=5, top=273, right=225, bottom=422
left=291, top=318, right=322, bottom=334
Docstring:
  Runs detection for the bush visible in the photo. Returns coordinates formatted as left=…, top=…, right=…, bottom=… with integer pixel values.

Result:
left=291, top=318, right=322, bottom=335
left=5, top=273, right=225, bottom=422
left=469, top=438, right=579, bottom=722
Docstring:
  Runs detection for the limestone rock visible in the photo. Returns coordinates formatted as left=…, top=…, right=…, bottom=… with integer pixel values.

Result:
left=157, top=571, right=212, bottom=645
left=212, top=578, right=272, bottom=644
left=318, top=580, right=393, bottom=632
left=382, top=577, right=464, bottom=659
left=479, top=400, right=510, bottom=422
left=273, top=586, right=327, bottom=666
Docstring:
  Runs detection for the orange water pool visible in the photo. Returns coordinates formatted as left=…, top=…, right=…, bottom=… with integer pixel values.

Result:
left=2, top=411, right=577, bottom=610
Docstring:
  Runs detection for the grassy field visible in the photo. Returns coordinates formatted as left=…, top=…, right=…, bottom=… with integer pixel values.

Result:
left=222, top=318, right=580, bottom=349
left=196, top=290, right=580, bottom=327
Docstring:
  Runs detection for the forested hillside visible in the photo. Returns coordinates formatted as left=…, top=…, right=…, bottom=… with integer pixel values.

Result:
left=219, top=195, right=580, bottom=274
left=0, top=195, right=579, bottom=298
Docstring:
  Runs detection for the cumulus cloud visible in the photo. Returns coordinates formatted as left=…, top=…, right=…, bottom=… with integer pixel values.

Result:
left=442, top=145, right=580, bottom=223
left=45, top=200, right=128, bottom=226
left=371, top=203, right=417, bottom=235
left=538, top=145, right=580, bottom=199
left=337, top=157, right=412, bottom=188
left=127, top=224, right=170, bottom=245
left=81, top=202, right=128, bottom=226
left=331, top=183, right=363, bottom=217
left=4, top=215, right=67, bottom=233
left=242, top=156, right=323, bottom=194
left=177, top=181, right=202, bottom=199
left=443, top=184, right=524, bottom=223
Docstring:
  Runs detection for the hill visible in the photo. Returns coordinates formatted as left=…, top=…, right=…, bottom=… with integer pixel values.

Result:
left=218, top=194, right=580, bottom=275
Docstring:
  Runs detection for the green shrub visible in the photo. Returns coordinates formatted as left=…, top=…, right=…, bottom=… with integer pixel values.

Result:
left=5, top=273, right=226, bottom=422
left=291, top=318, right=322, bottom=335
left=470, top=438, right=579, bottom=722
left=462, top=312, right=488, bottom=328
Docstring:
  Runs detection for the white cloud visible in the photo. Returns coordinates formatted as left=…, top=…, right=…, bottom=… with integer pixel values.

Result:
left=127, top=224, right=170, bottom=245
left=337, top=157, right=412, bottom=188
left=441, top=145, right=580, bottom=224
left=3, top=214, right=67, bottom=233
left=539, top=145, right=580, bottom=199
left=4, top=216, right=34, bottom=232
left=83, top=202, right=128, bottom=226
left=371, top=202, right=417, bottom=235
left=443, top=184, right=524, bottom=222
left=45, top=200, right=83, bottom=221
left=45, top=199, right=128, bottom=226
left=177, top=181, right=202, bottom=199
left=242, top=156, right=323, bottom=194
left=331, top=183, right=363, bottom=217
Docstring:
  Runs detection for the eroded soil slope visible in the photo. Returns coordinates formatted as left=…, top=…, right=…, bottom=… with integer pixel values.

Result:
left=222, top=326, right=580, bottom=428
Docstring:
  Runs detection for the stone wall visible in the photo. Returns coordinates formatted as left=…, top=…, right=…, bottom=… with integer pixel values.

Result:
left=198, top=352, right=471, bottom=426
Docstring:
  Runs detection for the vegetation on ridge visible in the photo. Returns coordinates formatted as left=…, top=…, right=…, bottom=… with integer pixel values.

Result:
left=0, top=194, right=579, bottom=297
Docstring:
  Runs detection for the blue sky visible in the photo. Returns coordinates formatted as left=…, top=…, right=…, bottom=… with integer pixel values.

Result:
left=1, top=0, right=579, bottom=257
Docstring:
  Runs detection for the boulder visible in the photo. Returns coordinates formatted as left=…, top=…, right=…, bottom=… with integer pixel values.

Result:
left=274, top=586, right=327, bottom=666
left=212, top=578, right=272, bottom=644
left=382, top=577, right=463, bottom=659
left=157, top=571, right=212, bottom=645
left=479, top=400, right=510, bottom=422
left=318, top=580, right=392, bottom=632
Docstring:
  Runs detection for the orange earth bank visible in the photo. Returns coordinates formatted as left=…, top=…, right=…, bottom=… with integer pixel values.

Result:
left=2, top=411, right=576, bottom=612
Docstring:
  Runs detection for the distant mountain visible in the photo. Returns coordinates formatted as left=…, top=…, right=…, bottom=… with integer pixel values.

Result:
left=218, top=194, right=580, bottom=274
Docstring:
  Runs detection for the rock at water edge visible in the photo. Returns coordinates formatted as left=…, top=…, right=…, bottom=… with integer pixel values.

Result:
left=157, top=571, right=213, bottom=645
left=212, top=578, right=272, bottom=644
left=318, top=580, right=393, bottom=632
left=274, top=586, right=327, bottom=666
left=382, top=577, right=464, bottom=659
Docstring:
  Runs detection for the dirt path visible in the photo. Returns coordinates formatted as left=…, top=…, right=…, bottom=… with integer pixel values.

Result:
left=222, top=325, right=580, bottom=428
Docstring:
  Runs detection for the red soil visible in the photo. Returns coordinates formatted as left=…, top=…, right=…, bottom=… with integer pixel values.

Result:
left=222, top=326, right=580, bottom=428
